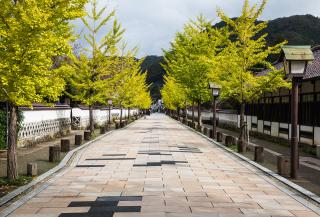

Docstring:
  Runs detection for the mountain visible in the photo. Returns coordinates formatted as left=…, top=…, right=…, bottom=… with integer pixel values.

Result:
left=140, top=55, right=166, bottom=100
left=142, top=14, right=320, bottom=100
left=263, top=15, right=320, bottom=47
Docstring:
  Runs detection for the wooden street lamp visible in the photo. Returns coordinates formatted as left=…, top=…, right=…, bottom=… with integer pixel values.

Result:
left=282, top=45, right=314, bottom=179
left=209, top=82, right=221, bottom=140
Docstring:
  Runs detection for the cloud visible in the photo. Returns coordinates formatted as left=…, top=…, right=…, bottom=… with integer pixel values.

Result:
left=75, top=0, right=320, bottom=57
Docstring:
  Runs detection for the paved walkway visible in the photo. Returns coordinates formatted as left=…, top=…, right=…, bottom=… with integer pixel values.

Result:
left=5, top=114, right=320, bottom=217
left=209, top=126, right=320, bottom=196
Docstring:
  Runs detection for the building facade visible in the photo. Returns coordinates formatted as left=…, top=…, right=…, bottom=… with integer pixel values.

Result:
left=244, top=46, right=320, bottom=149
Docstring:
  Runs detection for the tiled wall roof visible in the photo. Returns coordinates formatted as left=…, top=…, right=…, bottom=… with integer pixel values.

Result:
left=257, top=46, right=320, bottom=80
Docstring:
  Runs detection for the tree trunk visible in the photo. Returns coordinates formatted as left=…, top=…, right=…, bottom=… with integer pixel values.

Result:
left=185, top=107, right=188, bottom=121
left=197, top=101, right=201, bottom=127
left=176, top=108, right=179, bottom=120
left=89, top=105, right=94, bottom=132
left=128, top=108, right=130, bottom=120
left=7, top=103, right=18, bottom=180
left=120, top=107, right=123, bottom=126
left=238, top=103, right=246, bottom=153
left=192, top=102, right=195, bottom=125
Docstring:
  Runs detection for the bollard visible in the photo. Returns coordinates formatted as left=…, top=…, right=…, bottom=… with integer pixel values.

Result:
left=203, top=127, right=208, bottom=136
left=100, top=126, right=106, bottom=134
left=192, top=122, right=196, bottom=129
left=196, top=124, right=202, bottom=132
left=254, top=146, right=264, bottom=163
left=209, top=129, right=214, bottom=139
left=49, top=146, right=61, bottom=162
left=183, top=119, right=188, bottom=125
left=75, top=134, right=82, bottom=146
left=277, top=155, right=290, bottom=176
left=217, top=132, right=223, bottom=142
left=317, top=145, right=320, bottom=159
left=61, top=139, right=71, bottom=152
left=225, top=135, right=236, bottom=147
left=84, top=130, right=91, bottom=141
left=27, top=163, right=38, bottom=177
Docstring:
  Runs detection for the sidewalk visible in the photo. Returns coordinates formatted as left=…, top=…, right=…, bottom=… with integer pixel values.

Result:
left=2, top=114, right=320, bottom=217
left=211, top=126, right=320, bottom=196
left=0, top=130, right=89, bottom=178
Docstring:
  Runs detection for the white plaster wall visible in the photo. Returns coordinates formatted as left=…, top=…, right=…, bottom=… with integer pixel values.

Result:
left=258, top=120, right=264, bottom=133
left=300, top=125, right=313, bottom=132
left=280, top=123, right=289, bottom=129
left=252, top=116, right=258, bottom=124
left=71, top=108, right=90, bottom=128
left=217, top=112, right=238, bottom=124
left=23, top=109, right=71, bottom=123
left=247, top=116, right=252, bottom=130
left=93, top=110, right=109, bottom=125
left=300, top=137, right=313, bottom=145
left=271, top=122, right=279, bottom=137
left=315, top=127, right=320, bottom=146
left=264, top=121, right=271, bottom=126
left=299, top=125, right=313, bottom=145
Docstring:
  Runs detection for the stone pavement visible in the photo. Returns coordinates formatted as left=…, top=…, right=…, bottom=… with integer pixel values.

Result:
left=210, top=126, right=320, bottom=196
left=5, top=114, right=320, bottom=217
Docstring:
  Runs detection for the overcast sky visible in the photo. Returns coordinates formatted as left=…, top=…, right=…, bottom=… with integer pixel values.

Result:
left=76, top=0, right=320, bottom=57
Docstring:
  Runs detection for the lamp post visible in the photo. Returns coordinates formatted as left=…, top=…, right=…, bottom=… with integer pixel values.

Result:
left=282, top=45, right=314, bottom=179
left=108, top=99, right=113, bottom=125
left=209, top=82, right=221, bottom=140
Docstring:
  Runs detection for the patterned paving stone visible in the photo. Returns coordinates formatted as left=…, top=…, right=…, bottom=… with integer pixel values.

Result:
left=6, top=114, right=320, bottom=217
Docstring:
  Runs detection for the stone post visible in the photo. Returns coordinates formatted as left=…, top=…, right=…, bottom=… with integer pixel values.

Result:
left=61, top=139, right=71, bottom=152
left=217, top=132, right=223, bottom=142
left=209, top=129, right=213, bottom=139
left=277, top=155, right=290, bottom=176
left=254, top=146, right=264, bottom=163
left=316, top=145, right=320, bottom=159
left=75, top=134, right=82, bottom=146
left=203, top=127, right=208, bottom=136
left=27, top=163, right=37, bottom=177
left=49, top=146, right=61, bottom=162
left=100, top=126, right=106, bottom=134
left=84, top=130, right=91, bottom=141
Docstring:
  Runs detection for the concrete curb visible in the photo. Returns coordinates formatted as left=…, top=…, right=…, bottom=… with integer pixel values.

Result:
left=0, top=119, right=139, bottom=216
left=171, top=117, right=320, bottom=213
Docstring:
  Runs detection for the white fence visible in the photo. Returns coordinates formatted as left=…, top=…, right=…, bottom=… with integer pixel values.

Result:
left=18, top=107, right=138, bottom=147
left=189, top=109, right=320, bottom=147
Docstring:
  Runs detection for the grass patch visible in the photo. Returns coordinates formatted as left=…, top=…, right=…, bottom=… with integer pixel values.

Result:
left=229, top=144, right=238, bottom=152
left=0, top=176, right=33, bottom=197
left=0, top=176, right=32, bottom=187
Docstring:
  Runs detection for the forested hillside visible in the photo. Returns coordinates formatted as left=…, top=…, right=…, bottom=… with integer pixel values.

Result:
left=142, top=14, right=320, bottom=100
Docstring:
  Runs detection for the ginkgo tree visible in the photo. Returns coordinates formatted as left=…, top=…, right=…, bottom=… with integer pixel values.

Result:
left=209, top=0, right=290, bottom=152
left=163, top=15, right=227, bottom=127
left=68, top=0, right=124, bottom=132
left=162, top=0, right=290, bottom=153
left=161, top=75, right=187, bottom=119
left=0, top=0, right=87, bottom=180
left=112, top=45, right=152, bottom=124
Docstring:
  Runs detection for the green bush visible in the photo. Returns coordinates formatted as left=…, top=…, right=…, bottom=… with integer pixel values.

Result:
left=0, top=109, right=24, bottom=150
